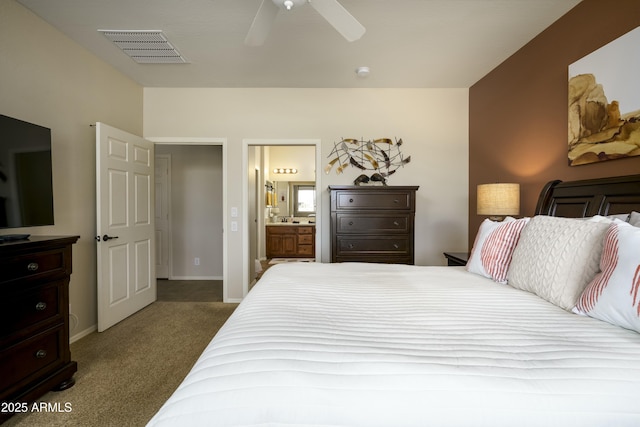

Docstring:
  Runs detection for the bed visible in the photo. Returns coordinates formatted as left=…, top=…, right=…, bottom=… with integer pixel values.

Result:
left=148, top=174, right=640, bottom=427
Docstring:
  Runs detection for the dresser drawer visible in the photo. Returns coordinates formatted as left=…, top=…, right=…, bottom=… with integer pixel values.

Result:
left=336, top=235, right=410, bottom=256
left=0, top=326, right=64, bottom=393
left=336, top=214, right=411, bottom=234
left=334, top=191, right=413, bottom=210
left=0, top=282, right=61, bottom=338
left=2, top=248, right=68, bottom=284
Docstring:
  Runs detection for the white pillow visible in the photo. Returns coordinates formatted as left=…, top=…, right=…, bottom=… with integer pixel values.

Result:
left=507, top=215, right=610, bottom=310
left=629, top=211, right=640, bottom=227
left=573, top=220, right=640, bottom=333
left=607, top=213, right=630, bottom=221
left=467, top=217, right=529, bottom=284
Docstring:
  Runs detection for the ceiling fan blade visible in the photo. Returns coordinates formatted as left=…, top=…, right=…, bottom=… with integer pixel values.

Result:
left=309, top=0, right=365, bottom=42
left=245, top=0, right=280, bottom=46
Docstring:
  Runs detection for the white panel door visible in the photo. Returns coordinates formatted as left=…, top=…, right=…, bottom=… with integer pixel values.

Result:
left=96, top=123, right=156, bottom=332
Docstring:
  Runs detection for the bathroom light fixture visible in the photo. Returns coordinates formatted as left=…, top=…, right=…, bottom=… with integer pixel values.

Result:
left=273, top=168, right=298, bottom=174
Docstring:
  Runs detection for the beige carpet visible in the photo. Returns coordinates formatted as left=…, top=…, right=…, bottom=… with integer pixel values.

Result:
left=156, top=279, right=223, bottom=302
left=4, top=300, right=238, bottom=427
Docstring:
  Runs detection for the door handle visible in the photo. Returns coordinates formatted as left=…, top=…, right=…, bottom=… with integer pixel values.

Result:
left=96, top=234, right=119, bottom=242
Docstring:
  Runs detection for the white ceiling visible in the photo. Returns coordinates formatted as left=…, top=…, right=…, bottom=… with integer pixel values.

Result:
left=16, top=0, right=581, bottom=88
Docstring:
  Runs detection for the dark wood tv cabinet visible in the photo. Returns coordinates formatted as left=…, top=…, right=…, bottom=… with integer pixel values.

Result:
left=0, top=235, right=79, bottom=422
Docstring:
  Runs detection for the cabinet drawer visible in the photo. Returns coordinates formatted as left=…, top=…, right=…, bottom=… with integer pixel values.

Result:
left=2, top=249, right=67, bottom=284
left=0, top=326, right=63, bottom=393
left=298, top=234, right=314, bottom=244
left=336, top=235, right=410, bottom=256
left=336, top=214, right=410, bottom=234
left=266, top=226, right=296, bottom=235
left=334, top=191, right=413, bottom=210
left=0, top=283, right=61, bottom=337
left=297, top=245, right=314, bottom=256
left=297, top=226, right=314, bottom=235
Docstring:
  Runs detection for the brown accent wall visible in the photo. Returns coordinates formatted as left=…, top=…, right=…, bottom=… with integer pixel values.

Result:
left=468, top=0, right=640, bottom=248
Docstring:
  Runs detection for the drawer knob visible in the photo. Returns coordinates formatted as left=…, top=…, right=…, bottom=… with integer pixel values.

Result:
left=349, top=221, right=354, bottom=226
left=348, top=244, right=355, bottom=249
left=393, top=221, right=399, bottom=226
left=35, top=349, right=47, bottom=359
left=35, top=302, right=47, bottom=311
left=27, top=262, right=39, bottom=272
left=394, top=199, right=399, bottom=203
left=349, top=198, right=354, bottom=203
left=393, top=243, right=399, bottom=249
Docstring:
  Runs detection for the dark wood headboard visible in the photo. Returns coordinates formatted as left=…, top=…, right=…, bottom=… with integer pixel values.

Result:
left=535, top=174, right=640, bottom=218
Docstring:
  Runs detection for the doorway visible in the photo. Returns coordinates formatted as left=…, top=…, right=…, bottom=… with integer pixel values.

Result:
left=150, top=137, right=229, bottom=301
left=243, top=139, right=322, bottom=294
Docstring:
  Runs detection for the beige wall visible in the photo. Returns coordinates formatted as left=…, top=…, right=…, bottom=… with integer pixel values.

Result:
left=144, top=88, right=470, bottom=300
left=268, top=146, right=316, bottom=182
left=2, top=0, right=469, bottom=324
left=469, top=0, right=640, bottom=247
left=1, top=0, right=143, bottom=339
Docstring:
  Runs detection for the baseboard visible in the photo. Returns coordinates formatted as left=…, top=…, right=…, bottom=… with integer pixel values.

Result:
left=224, top=298, right=243, bottom=303
left=167, top=276, right=223, bottom=280
left=70, top=324, right=97, bottom=344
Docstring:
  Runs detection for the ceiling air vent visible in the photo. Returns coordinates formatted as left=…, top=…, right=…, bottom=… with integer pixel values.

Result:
left=98, top=30, right=187, bottom=64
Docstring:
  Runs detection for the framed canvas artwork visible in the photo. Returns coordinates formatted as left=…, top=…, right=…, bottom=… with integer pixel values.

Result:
left=568, top=26, right=640, bottom=166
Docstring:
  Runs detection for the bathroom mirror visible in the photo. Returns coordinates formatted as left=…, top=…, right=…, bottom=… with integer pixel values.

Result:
left=273, top=181, right=316, bottom=217
left=292, top=182, right=316, bottom=217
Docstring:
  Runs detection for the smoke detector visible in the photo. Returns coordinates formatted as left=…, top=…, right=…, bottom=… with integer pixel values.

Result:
left=355, top=66, right=370, bottom=77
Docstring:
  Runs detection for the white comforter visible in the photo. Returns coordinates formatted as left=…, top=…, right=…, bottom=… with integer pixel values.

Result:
left=148, top=263, right=640, bottom=427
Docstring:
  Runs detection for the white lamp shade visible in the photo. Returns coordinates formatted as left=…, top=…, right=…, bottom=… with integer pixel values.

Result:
left=477, top=183, right=520, bottom=216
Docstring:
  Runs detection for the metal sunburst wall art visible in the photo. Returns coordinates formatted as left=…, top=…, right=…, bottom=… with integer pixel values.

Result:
left=325, top=137, right=411, bottom=186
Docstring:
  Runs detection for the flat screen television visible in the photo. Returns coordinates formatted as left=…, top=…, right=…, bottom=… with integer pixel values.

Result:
left=0, top=114, right=54, bottom=229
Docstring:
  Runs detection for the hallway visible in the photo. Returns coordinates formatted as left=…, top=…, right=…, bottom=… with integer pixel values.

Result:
left=157, top=280, right=222, bottom=302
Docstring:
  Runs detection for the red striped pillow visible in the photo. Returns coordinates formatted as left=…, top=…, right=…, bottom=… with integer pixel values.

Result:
left=481, top=219, right=529, bottom=283
left=574, top=220, right=640, bottom=333
left=467, top=217, right=529, bottom=284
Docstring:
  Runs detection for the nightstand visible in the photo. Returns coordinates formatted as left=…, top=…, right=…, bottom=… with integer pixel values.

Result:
left=443, top=252, right=469, bottom=266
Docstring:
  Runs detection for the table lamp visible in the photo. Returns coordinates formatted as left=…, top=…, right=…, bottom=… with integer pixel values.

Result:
left=477, top=183, right=520, bottom=221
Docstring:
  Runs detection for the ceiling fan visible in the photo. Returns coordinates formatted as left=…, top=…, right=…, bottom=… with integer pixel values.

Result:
left=245, top=0, right=366, bottom=46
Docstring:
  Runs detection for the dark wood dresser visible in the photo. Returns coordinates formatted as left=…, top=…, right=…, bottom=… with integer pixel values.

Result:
left=329, top=186, right=419, bottom=264
left=0, top=236, right=79, bottom=422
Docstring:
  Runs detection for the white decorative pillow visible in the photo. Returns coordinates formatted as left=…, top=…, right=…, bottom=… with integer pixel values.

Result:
left=507, top=215, right=610, bottom=310
left=607, top=213, right=630, bottom=221
left=467, top=217, right=529, bottom=284
left=629, top=211, right=640, bottom=227
left=574, top=220, right=640, bottom=333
